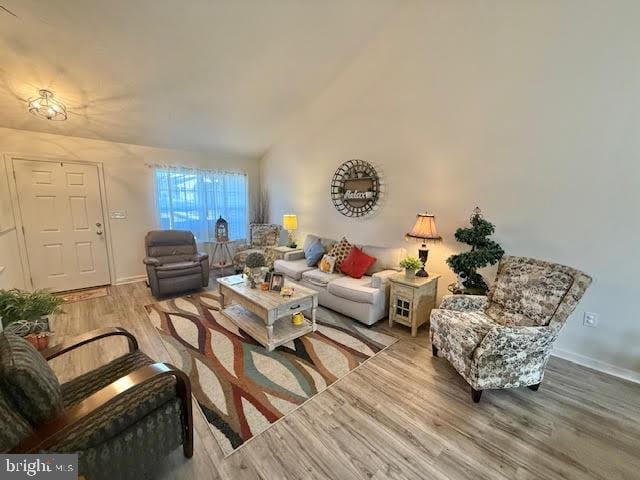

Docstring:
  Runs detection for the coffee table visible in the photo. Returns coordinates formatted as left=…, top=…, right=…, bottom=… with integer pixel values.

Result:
left=217, top=274, right=318, bottom=351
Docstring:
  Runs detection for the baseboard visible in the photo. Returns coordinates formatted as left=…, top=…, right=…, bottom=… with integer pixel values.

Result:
left=114, top=275, right=147, bottom=285
left=552, top=348, right=640, bottom=384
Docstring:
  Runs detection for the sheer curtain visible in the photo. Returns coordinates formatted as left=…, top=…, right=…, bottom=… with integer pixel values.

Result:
left=155, top=167, right=248, bottom=242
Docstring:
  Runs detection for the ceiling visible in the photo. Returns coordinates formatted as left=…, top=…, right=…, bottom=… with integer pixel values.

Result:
left=0, top=0, right=401, bottom=157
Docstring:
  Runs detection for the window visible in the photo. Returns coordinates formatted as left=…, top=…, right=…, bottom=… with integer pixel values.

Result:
left=155, top=167, right=248, bottom=242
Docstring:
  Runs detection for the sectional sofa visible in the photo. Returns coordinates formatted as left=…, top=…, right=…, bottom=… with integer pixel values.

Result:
left=274, top=234, right=405, bottom=325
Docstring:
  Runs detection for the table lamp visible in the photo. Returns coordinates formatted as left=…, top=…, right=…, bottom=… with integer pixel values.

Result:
left=406, top=213, right=442, bottom=277
left=283, top=214, right=298, bottom=248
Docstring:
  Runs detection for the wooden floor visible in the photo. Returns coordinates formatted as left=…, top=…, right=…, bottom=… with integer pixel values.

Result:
left=49, top=281, right=640, bottom=480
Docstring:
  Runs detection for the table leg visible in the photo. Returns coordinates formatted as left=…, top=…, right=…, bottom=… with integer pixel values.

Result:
left=218, top=285, right=225, bottom=308
left=311, top=306, right=317, bottom=332
left=266, top=323, right=274, bottom=351
left=411, top=320, right=418, bottom=337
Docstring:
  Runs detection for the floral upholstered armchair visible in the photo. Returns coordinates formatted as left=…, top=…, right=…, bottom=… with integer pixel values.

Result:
left=233, top=223, right=281, bottom=270
left=430, top=255, right=592, bottom=403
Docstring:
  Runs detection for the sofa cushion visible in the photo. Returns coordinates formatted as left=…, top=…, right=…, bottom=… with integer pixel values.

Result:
left=361, top=245, right=406, bottom=275
left=327, top=276, right=382, bottom=304
left=303, top=234, right=337, bottom=253
left=327, top=237, right=353, bottom=270
left=156, top=263, right=203, bottom=279
left=302, top=269, right=344, bottom=287
left=0, top=332, right=64, bottom=426
left=304, top=238, right=325, bottom=266
left=340, top=247, right=376, bottom=279
left=487, top=256, right=575, bottom=326
left=274, top=259, right=316, bottom=281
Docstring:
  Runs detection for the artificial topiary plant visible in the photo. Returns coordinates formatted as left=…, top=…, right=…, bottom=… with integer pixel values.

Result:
left=446, top=207, right=504, bottom=295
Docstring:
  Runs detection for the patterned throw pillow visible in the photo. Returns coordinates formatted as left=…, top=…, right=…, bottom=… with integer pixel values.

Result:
left=328, top=237, right=353, bottom=269
left=318, top=254, right=337, bottom=274
left=0, top=332, right=64, bottom=425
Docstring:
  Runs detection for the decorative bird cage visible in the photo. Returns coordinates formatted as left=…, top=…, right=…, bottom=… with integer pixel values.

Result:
left=215, top=216, right=229, bottom=242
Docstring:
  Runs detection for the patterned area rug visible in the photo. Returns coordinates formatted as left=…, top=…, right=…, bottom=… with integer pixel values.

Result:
left=144, top=292, right=396, bottom=456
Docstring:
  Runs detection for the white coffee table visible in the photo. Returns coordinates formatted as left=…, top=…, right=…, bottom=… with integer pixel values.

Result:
left=217, top=274, right=318, bottom=351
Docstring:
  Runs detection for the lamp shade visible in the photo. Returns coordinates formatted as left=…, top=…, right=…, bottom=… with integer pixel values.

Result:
left=283, top=214, right=298, bottom=231
left=406, top=213, right=441, bottom=241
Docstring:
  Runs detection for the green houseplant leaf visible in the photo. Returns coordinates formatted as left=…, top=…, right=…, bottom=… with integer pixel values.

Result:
left=0, top=289, right=64, bottom=329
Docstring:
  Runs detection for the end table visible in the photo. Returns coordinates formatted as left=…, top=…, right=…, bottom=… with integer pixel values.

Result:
left=388, top=273, right=440, bottom=337
left=268, top=245, right=303, bottom=262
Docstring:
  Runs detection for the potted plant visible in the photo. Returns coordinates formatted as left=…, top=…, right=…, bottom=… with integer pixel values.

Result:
left=446, top=207, right=504, bottom=295
left=399, top=256, right=422, bottom=278
left=244, top=252, right=267, bottom=288
left=0, top=289, right=64, bottom=349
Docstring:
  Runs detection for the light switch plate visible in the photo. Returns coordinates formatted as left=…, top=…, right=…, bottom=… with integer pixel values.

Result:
left=110, top=211, right=126, bottom=219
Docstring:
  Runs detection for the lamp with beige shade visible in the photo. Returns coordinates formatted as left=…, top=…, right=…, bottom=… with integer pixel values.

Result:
left=406, top=213, right=442, bottom=277
left=282, top=214, right=298, bottom=248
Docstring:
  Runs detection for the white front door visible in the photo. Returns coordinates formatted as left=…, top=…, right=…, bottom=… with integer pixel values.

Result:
left=13, top=159, right=110, bottom=292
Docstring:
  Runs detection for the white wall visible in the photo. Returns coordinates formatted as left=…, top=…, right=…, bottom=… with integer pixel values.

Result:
left=262, top=0, right=640, bottom=378
left=0, top=127, right=260, bottom=287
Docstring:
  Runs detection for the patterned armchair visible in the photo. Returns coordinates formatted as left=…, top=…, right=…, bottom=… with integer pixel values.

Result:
left=233, top=223, right=281, bottom=269
left=430, top=256, right=592, bottom=403
left=0, top=328, right=193, bottom=480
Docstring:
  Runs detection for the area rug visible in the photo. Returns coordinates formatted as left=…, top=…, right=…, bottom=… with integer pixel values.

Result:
left=144, top=292, right=397, bottom=456
left=56, top=286, right=109, bottom=303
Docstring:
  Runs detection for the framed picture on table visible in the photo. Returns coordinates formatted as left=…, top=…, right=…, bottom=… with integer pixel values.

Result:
left=269, top=273, right=284, bottom=292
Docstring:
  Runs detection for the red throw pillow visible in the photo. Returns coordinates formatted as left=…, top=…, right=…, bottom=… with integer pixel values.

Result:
left=340, top=247, right=377, bottom=279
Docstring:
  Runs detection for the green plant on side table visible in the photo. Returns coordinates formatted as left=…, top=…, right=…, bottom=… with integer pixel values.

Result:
left=0, top=289, right=64, bottom=349
left=400, top=256, right=422, bottom=278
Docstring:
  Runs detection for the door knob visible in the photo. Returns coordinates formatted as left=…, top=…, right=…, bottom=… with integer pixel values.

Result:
left=96, top=222, right=102, bottom=227
left=96, top=230, right=103, bottom=235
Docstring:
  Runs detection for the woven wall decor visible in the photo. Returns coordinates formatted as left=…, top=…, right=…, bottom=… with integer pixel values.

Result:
left=330, top=159, right=381, bottom=217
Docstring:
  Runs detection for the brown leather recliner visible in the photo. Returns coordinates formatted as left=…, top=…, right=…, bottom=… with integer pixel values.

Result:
left=143, top=230, right=209, bottom=298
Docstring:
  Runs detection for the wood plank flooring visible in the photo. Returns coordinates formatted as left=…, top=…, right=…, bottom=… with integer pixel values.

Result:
left=48, top=281, right=640, bottom=480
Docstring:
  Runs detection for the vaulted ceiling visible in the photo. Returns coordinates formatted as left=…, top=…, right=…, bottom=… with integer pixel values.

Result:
left=0, top=0, right=401, bottom=157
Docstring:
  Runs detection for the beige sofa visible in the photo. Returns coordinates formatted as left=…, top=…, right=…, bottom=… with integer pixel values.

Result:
left=274, top=234, right=405, bottom=325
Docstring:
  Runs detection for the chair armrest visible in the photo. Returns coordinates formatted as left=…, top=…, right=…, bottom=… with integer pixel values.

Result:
left=439, top=294, right=488, bottom=312
left=370, top=270, right=399, bottom=290
left=192, top=252, right=209, bottom=262
left=283, top=250, right=305, bottom=261
left=41, top=327, right=139, bottom=361
left=13, top=362, right=192, bottom=453
left=472, top=325, right=557, bottom=365
left=143, top=256, right=160, bottom=266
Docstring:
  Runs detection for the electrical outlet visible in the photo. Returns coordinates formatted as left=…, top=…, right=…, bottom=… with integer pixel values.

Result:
left=583, top=312, right=599, bottom=328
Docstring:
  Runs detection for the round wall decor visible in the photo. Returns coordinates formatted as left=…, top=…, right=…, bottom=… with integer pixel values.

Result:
left=330, top=159, right=381, bottom=217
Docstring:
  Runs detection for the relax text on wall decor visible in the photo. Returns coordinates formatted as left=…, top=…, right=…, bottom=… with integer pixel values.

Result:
left=330, top=159, right=381, bottom=217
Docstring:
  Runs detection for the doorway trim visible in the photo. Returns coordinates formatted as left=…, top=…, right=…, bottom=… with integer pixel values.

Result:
left=3, top=153, right=115, bottom=291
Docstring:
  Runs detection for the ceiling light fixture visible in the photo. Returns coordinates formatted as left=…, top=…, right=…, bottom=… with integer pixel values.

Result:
left=28, top=89, right=67, bottom=121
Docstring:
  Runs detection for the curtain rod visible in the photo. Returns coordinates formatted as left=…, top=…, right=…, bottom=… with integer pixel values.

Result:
left=145, top=162, right=247, bottom=175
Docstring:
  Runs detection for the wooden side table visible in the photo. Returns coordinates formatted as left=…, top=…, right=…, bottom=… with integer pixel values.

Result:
left=388, top=273, right=440, bottom=337
left=268, top=246, right=303, bottom=261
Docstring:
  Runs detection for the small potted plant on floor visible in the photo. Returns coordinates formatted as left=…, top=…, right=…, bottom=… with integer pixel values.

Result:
left=399, top=256, right=422, bottom=278
left=0, top=289, right=64, bottom=349
left=244, top=252, right=267, bottom=288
